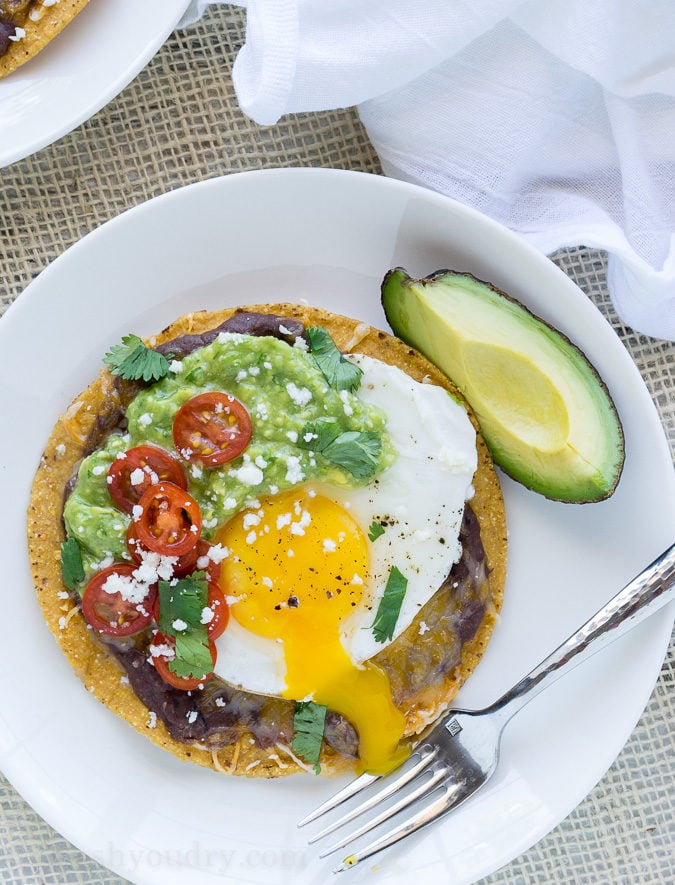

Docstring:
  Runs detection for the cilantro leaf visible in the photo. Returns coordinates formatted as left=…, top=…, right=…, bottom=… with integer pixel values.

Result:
left=368, top=521, right=385, bottom=542
left=322, top=431, right=381, bottom=479
left=306, top=327, right=363, bottom=393
left=157, top=572, right=208, bottom=635
left=298, top=417, right=342, bottom=451
left=372, top=566, right=408, bottom=643
left=103, top=334, right=171, bottom=382
left=60, top=538, right=85, bottom=591
left=171, top=630, right=213, bottom=680
left=292, top=701, right=327, bottom=774
left=157, top=573, right=213, bottom=679
left=298, top=419, right=381, bottom=479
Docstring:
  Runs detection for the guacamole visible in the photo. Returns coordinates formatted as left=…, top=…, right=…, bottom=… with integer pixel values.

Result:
left=64, top=332, right=395, bottom=578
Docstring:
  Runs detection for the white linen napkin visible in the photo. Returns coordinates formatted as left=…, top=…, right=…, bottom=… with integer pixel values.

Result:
left=180, top=1, right=675, bottom=340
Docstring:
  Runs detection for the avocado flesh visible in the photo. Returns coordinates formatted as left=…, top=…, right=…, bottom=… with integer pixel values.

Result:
left=382, top=268, right=625, bottom=503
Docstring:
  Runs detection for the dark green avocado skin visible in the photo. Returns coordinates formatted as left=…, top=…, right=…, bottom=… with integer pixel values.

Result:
left=381, top=267, right=625, bottom=503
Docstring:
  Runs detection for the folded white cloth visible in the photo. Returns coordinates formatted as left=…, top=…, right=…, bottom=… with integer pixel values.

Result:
left=180, top=1, right=675, bottom=340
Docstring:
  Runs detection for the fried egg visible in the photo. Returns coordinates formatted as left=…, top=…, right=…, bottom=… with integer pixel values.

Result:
left=213, top=354, right=477, bottom=772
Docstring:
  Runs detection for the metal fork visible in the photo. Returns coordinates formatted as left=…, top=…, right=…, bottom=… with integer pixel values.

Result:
left=298, top=541, right=675, bottom=872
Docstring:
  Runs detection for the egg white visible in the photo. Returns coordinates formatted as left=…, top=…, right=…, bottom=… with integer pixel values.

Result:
left=213, top=354, right=477, bottom=696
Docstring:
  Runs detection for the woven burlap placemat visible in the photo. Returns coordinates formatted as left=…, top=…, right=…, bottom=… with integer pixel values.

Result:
left=1, top=6, right=673, bottom=883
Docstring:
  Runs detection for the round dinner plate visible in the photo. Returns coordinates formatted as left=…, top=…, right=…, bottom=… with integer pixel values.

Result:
left=0, top=168, right=673, bottom=885
left=0, top=0, right=190, bottom=168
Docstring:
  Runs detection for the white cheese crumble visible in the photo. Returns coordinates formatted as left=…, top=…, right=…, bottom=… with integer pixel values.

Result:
left=147, top=712, right=157, bottom=729
left=92, top=464, right=106, bottom=476
left=102, top=572, right=151, bottom=604
left=418, top=621, right=430, bottom=636
left=351, top=573, right=364, bottom=585
left=8, top=27, right=26, bottom=41
left=323, top=538, right=337, bottom=552
left=339, top=389, right=354, bottom=416
left=133, top=550, right=177, bottom=583
left=229, top=462, right=264, bottom=486
left=285, top=430, right=298, bottom=443
left=137, top=412, right=153, bottom=427
left=286, top=382, right=313, bottom=407
left=200, top=607, right=214, bottom=625
left=55, top=443, right=66, bottom=456
left=284, top=455, right=305, bottom=484
left=290, top=510, right=312, bottom=536
left=262, top=576, right=273, bottom=588
left=187, top=710, right=199, bottom=724
left=172, top=618, right=188, bottom=632
left=169, top=360, right=183, bottom=374
left=129, top=467, right=145, bottom=486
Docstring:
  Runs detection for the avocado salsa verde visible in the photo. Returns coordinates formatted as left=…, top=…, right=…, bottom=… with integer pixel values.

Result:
left=65, top=331, right=395, bottom=579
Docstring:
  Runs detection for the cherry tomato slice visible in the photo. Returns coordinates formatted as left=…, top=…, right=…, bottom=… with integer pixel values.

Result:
left=81, top=564, right=157, bottom=637
left=134, top=482, right=202, bottom=557
left=172, top=392, right=252, bottom=467
left=107, top=445, right=187, bottom=514
left=149, top=632, right=216, bottom=691
left=152, top=577, right=229, bottom=641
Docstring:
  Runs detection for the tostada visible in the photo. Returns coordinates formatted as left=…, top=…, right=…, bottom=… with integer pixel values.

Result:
left=0, top=0, right=89, bottom=78
left=28, top=303, right=507, bottom=777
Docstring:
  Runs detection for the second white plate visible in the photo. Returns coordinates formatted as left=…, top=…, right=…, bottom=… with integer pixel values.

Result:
left=0, top=0, right=190, bottom=167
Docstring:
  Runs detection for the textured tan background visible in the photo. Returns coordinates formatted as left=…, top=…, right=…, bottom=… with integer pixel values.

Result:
left=1, top=5, right=674, bottom=883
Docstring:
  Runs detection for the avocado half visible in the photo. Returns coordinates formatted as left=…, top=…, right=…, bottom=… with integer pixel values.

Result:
left=382, top=268, right=625, bottom=503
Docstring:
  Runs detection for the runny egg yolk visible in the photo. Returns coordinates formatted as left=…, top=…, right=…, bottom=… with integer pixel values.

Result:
left=215, top=487, right=408, bottom=774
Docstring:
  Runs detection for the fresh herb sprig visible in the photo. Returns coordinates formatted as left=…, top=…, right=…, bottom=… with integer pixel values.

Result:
left=372, top=566, right=408, bottom=643
left=306, top=327, right=363, bottom=393
left=292, top=700, right=327, bottom=774
left=60, top=538, right=85, bottom=591
left=368, top=521, right=385, bottom=542
left=157, top=572, right=213, bottom=680
left=104, top=334, right=171, bottom=383
left=299, top=417, right=381, bottom=479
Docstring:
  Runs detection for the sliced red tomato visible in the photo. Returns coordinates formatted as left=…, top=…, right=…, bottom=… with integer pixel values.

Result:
left=152, top=574, right=229, bottom=641
left=134, top=482, right=202, bottom=556
left=149, top=632, right=216, bottom=691
left=107, top=445, right=187, bottom=514
left=81, top=564, right=156, bottom=637
left=172, top=392, right=252, bottom=467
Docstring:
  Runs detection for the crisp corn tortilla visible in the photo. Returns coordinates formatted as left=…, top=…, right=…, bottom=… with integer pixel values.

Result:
left=27, top=303, right=507, bottom=777
left=0, top=0, right=90, bottom=79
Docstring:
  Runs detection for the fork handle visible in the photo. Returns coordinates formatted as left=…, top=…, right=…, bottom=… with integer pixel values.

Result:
left=489, top=541, right=675, bottom=724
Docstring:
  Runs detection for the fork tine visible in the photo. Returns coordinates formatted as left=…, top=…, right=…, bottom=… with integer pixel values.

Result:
left=332, top=778, right=469, bottom=873
left=297, top=770, right=380, bottom=828
left=307, top=745, right=438, bottom=842
left=319, top=763, right=448, bottom=856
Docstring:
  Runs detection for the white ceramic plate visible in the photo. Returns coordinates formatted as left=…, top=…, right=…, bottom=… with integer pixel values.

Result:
left=1, top=169, right=673, bottom=885
left=0, top=0, right=190, bottom=168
